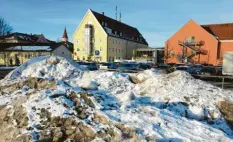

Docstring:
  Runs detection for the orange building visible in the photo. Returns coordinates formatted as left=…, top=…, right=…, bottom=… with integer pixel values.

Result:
left=165, top=20, right=233, bottom=65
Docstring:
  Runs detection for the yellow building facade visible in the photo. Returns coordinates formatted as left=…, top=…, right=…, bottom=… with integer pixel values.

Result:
left=0, top=51, right=50, bottom=65
left=0, top=31, right=73, bottom=66
left=73, top=9, right=148, bottom=62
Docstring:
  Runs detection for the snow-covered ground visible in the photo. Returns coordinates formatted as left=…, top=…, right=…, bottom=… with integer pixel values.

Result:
left=0, top=56, right=233, bottom=142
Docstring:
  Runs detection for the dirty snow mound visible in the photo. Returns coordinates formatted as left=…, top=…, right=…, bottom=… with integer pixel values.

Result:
left=5, top=56, right=85, bottom=80
left=0, top=60, right=233, bottom=142
left=138, top=71, right=233, bottom=118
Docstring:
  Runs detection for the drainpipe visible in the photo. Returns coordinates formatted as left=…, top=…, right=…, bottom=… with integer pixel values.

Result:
left=107, top=36, right=108, bottom=62
left=21, top=46, right=23, bottom=64
left=126, top=40, right=128, bottom=59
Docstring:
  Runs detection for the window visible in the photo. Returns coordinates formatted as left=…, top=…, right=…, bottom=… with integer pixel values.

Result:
left=105, top=22, right=107, bottom=27
left=100, top=47, right=103, bottom=51
left=115, top=31, right=117, bottom=35
left=102, top=22, right=104, bottom=26
left=77, top=48, right=80, bottom=51
left=119, top=49, right=120, bottom=53
left=186, top=36, right=195, bottom=43
left=113, top=39, right=114, bottom=44
left=120, top=33, right=122, bottom=36
left=112, top=48, right=114, bottom=52
left=62, top=52, right=64, bottom=54
left=100, top=56, right=102, bottom=61
left=100, top=38, right=102, bottom=42
left=77, top=39, right=80, bottom=43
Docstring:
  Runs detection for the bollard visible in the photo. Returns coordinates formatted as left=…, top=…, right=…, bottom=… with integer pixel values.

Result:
left=222, top=77, right=224, bottom=89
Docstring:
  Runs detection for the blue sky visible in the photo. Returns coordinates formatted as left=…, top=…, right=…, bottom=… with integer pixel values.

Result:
left=0, top=0, right=233, bottom=47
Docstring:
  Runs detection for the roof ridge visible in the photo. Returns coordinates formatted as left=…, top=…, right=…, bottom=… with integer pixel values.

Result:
left=90, top=9, right=138, bottom=30
left=201, top=22, right=233, bottom=26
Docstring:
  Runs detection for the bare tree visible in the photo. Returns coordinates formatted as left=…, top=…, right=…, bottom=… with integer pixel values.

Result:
left=0, top=17, right=13, bottom=36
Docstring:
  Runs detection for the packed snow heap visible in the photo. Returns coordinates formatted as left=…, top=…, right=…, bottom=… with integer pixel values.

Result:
left=0, top=56, right=233, bottom=142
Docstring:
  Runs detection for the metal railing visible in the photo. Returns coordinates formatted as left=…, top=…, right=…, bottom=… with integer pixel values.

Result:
left=191, top=74, right=233, bottom=89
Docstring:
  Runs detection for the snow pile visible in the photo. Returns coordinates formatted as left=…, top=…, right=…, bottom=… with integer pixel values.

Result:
left=5, top=56, right=85, bottom=80
left=137, top=71, right=233, bottom=119
left=0, top=57, right=233, bottom=142
left=70, top=71, right=137, bottom=103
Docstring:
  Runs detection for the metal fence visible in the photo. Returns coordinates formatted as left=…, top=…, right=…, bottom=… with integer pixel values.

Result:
left=192, top=74, right=233, bottom=89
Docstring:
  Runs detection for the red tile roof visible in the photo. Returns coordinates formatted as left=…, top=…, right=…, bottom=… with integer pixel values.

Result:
left=201, top=23, right=233, bottom=40
left=91, top=10, right=148, bottom=45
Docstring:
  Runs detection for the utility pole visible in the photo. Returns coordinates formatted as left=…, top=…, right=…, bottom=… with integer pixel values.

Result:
left=119, top=9, right=122, bottom=22
left=115, top=6, right=118, bottom=20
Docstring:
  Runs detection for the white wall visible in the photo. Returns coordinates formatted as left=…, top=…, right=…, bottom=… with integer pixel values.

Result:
left=52, top=45, right=72, bottom=59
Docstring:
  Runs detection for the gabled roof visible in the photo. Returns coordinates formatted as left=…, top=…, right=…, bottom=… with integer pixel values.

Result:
left=201, top=23, right=233, bottom=40
left=1, top=43, right=72, bottom=52
left=91, top=10, right=148, bottom=45
left=37, top=34, right=49, bottom=43
left=5, top=46, right=52, bottom=51
left=57, top=41, right=73, bottom=52
left=0, top=32, right=55, bottom=43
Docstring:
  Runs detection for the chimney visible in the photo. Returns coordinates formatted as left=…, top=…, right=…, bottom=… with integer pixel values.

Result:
left=102, top=12, right=104, bottom=16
